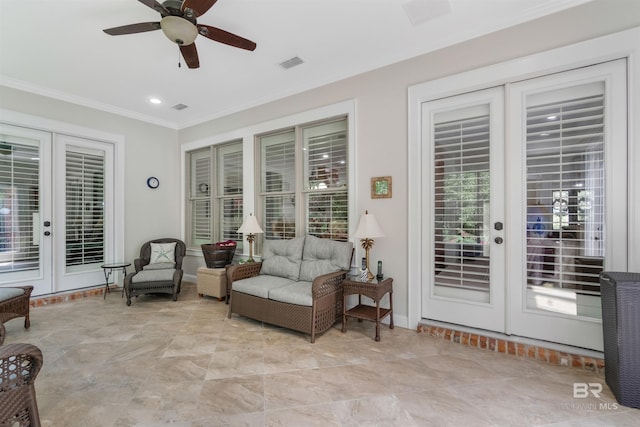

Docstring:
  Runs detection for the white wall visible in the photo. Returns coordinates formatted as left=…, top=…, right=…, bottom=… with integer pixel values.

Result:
left=179, top=0, right=640, bottom=327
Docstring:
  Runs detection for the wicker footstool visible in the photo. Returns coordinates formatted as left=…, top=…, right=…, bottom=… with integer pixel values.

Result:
left=0, top=285, right=33, bottom=329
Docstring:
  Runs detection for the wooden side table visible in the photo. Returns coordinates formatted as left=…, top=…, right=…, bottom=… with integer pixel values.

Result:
left=342, top=276, right=394, bottom=341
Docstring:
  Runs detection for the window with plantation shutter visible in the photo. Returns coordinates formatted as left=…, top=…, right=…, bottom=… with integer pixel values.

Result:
left=190, top=149, right=211, bottom=245
left=187, top=141, right=243, bottom=248
left=261, top=131, right=296, bottom=240
left=217, top=143, right=243, bottom=245
left=303, top=121, right=348, bottom=240
left=258, top=117, right=349, bottom=244
left=525, top=83, right=605, bottom=294
left=65, top=149, right=105, bottom=268
left=0, top=140, right=40, bottom=272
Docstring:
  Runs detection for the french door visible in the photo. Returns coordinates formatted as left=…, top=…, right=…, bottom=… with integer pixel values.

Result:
left=422, top=87, right=506, bottom=332
left=0, top=125, right=114, bottom=296
left=421, top=60, right=627, bottom=351
left=506, top=60, right=627, bottom=351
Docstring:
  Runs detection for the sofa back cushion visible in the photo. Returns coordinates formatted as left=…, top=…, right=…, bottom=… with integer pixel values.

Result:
left=260, top=236, right=306, bottom=280
left=299, top=235, right=353, bottom=282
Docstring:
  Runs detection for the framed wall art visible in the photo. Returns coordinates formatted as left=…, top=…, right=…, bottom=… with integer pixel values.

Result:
left=371, top=176, right=392, bottom=199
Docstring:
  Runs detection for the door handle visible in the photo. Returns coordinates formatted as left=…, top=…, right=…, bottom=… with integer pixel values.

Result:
left=494, top=237, right=503, bottom=244
left=44, top=231, right=51, bottom=236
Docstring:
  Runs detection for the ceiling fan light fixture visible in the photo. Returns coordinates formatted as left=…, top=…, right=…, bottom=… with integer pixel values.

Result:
left=160, top=16, right=197, bottom=45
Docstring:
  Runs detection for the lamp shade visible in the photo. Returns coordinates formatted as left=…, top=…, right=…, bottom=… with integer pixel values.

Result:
left=352, top=210, right=384, bottom=239
left=160, top=16, right=198, bottom=45
left=237, top=213, right=264, bottom=234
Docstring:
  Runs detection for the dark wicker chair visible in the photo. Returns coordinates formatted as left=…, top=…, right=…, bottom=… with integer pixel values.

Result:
left=124, top=238, right=185, bottom=306
left=0, top=285, right=33, bottom=329
left=0, top=343, right=44, bottom=427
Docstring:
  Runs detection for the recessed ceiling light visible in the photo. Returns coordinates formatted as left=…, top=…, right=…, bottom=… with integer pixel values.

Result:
left=149, top=97, right=162, bottom=105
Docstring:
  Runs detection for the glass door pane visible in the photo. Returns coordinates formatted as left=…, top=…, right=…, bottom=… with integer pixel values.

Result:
left=525, top=84, right=605, bottom=304
left=433, top=105, right=491, bottom=303
left=0, top=139, right=40, bottom=276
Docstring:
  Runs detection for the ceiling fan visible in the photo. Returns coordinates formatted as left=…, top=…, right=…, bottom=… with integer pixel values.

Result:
left=103, top=0, right=256, bottom=69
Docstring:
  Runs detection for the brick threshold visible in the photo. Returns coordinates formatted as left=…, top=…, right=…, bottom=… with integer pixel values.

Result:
left=29, top=285, right=118, bottom=307
left=417, top=323, right=605, bottom=373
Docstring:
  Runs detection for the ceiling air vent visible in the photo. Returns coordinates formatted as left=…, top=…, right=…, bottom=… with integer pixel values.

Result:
left=279, top=56, right=304, bottom=70
left=172, top=103, right=189, bottom=111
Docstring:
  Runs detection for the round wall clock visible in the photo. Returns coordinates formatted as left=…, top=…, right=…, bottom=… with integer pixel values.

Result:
left=147, top=176, right=159, bottom=189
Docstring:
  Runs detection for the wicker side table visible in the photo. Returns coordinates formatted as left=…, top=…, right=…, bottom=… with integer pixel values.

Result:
left=342, top=276, right=393, bottom=341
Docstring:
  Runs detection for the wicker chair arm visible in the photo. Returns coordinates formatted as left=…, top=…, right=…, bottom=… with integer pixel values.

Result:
left=0, top=343, right=44, bottom=388
left=311, top=270, right=347, bottom=300
left=134, top=257, right=148, bottom=272
left=0, top=322, right=5, bottom=345
left=227, top=262, right=263, bottom=285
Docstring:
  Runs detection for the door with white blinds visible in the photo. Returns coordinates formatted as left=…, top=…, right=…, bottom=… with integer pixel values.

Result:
left=54, top=135, right=113, bottom=293
left=507, top=60, right=627, bottom=351
left=422, top=87, right=506, bottom=332
left=0, top=125, right=52, bottom=295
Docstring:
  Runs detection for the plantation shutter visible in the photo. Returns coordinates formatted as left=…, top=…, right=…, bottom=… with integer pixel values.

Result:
left=433, top=106, right=491, bottom=294
left=65, top=148, right=105, bottom=268
left=0, top=140, right=40, bottom=272
left=303, top=121, right=348, bottom=241
left=525, top=83, right=605, bottom=293
left=191, top=149, right=211, bottom=245
left=261, top=131, right=296, bottom=239
left=217, top=142, right=243, bottom=244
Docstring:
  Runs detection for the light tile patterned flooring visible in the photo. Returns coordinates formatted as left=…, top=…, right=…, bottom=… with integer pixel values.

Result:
left=3, top=282, right=640, bottom=426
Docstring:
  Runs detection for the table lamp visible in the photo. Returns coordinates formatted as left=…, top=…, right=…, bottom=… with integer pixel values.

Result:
left=237, top=213, right=264, bottom=262
left=352, top=210, right=385, bottom=281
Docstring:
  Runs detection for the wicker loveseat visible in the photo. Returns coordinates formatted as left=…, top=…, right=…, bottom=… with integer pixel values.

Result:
left=227, top=235, right=353, bottom=343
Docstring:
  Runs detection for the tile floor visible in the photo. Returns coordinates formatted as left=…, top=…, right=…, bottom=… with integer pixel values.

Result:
left=3, top=282, right=639, bottom=426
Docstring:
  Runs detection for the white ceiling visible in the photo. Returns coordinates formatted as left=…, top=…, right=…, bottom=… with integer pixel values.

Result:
left=0, top=0, right=592, bottom=129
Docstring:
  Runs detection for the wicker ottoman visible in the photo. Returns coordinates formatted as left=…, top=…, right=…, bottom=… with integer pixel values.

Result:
left=197, top=267, right=227, bottom=300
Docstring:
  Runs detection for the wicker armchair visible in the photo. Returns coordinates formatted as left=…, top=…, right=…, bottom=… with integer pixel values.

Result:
left=0, top=343, right=44, bottom=427
left=124, top=238, right=186, bottom=306
left=0, top=285, right=33, bottom=329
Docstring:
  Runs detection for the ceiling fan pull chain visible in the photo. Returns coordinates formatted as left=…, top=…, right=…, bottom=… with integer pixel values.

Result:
left=178, top=49, right=182, bottom=68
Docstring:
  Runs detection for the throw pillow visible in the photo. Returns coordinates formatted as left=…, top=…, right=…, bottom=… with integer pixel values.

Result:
left=149, top=242, right=176, bottom=264
left=260, top=236, right=305, bottom=280
left=299, top=235, right=353, bottom=282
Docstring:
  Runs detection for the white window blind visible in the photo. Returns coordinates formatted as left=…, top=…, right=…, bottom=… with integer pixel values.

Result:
left=0, top=140, right=40, bottom=272
left=190, top=149, right=211, bottom=245
left=65, top=149, right=105, bottom=267
left=259, top=117, right=349, bottom=243
left=217, top=143, right=243, bottom=245
left=525, top=84, right=605, bottom=294
left=303, top=121, right=348, bottom=240
left=433, top=108, right=490, bottom=292
left=188, top=142, right=243, bottom=247
left=261, top=131, right=296, bottom=240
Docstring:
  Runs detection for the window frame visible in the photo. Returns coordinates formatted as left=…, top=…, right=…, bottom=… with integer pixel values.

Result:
left=256, top=115, right=349, bottom=244
left=186, top=140, right=243, bottom=249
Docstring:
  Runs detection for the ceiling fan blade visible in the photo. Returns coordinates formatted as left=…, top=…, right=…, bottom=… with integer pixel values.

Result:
left=180, top=43, right=200, bottom=69
left=197, top=25, right=256, bottom=51
left=138, top=0, right=171, bottom=15
left=103, top=22, right=161, bottom=36
left=182, top=0, right=218, bottom=17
